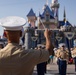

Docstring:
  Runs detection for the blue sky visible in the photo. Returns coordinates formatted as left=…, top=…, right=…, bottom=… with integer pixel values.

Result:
left=0, top=0, right=76, bottom=36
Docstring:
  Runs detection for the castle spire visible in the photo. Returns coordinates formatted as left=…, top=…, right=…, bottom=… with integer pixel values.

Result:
left=63, top=7, right=66, bottom=22
left=46, top=0, right=48, bottom=5
left=51, top=0, right=59, bottom=19
left=64, top=7, right=66, bottom=18
left=63, top=7, right=67, bottom=26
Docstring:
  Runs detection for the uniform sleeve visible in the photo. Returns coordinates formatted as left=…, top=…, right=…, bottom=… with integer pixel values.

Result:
left=56, top=50, right=60, bottom=58
left=55, top=50, right=60, bottom=57
left=21, top=49, right=49, bottom=65
left=35, top=49, right=49, bottom=64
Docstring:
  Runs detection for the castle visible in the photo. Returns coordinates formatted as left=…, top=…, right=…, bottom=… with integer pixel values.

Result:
left=26, top=0, right=71, bottom=29
left=25, top=0, right=73, bottom=49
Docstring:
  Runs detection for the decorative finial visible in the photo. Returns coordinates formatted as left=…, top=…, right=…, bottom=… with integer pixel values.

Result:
left=64, top=7, right=66, bottom=18
left=63, top=7, right=66, bottom=22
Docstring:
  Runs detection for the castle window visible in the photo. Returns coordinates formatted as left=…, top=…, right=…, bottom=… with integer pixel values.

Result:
left=45, top=12, right=50, bottom=21
left=45, top=24, right=49, bottom=28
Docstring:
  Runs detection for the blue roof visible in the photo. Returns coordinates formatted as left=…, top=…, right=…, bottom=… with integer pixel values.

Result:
left=40, top=5, right=54, bottom=19
left=27, top=8, right=36, bottom=17
left=59, top=21, right=71, bottom=26
left=39, top=13, right=44, bottom=19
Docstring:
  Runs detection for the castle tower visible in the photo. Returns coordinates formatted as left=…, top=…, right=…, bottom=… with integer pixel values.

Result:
left=25, top=27, right=35, bottom=49
left=51, top=0, right=59, bottom=20
left=27, top=8, right=37, bottom=28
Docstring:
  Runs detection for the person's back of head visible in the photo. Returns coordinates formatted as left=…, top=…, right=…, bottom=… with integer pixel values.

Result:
left=0, top=16, right=26, bottom=44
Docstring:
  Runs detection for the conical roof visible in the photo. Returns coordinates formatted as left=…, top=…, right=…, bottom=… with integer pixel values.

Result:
left=27, top=8, right=36, bottom=17
left=41, top=5, right=54, bottom=19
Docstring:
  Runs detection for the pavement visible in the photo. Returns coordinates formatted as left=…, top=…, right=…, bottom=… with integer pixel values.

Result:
left=33, top=63, right=76, bottom=75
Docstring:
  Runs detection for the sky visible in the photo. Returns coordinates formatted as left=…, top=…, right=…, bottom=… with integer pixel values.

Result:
left=0, top=0, right=76, bottom=36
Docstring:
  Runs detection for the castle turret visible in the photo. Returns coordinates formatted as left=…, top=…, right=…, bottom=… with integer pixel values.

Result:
left=51, top=0, right=59, bottom=19
left=27, top=8, right=37, bottom=28
left=25, top=27, right=35, bottom=49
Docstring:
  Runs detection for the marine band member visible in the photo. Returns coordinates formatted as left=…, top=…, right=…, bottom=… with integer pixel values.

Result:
left=55, top=43, right=69, bottom=75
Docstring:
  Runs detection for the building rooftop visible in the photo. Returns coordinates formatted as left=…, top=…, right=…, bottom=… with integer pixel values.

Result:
left=27, top=8, right=36, bottom=17
left=59, top=21, right=71, bottom=26
left=40, top=5, right=54, bottom=19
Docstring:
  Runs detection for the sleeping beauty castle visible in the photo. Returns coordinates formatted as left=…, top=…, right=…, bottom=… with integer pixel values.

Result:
left=24, top=0, right=75, bottom=50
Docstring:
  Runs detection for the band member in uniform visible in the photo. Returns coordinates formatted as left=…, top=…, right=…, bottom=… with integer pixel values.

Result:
left=55, top=43, right=69, bottom=75
left=71, top=44, right=76, bottom=72
left=37, top=45, right=47, bottom=75
left=0, top=16, right=54, bottom=75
